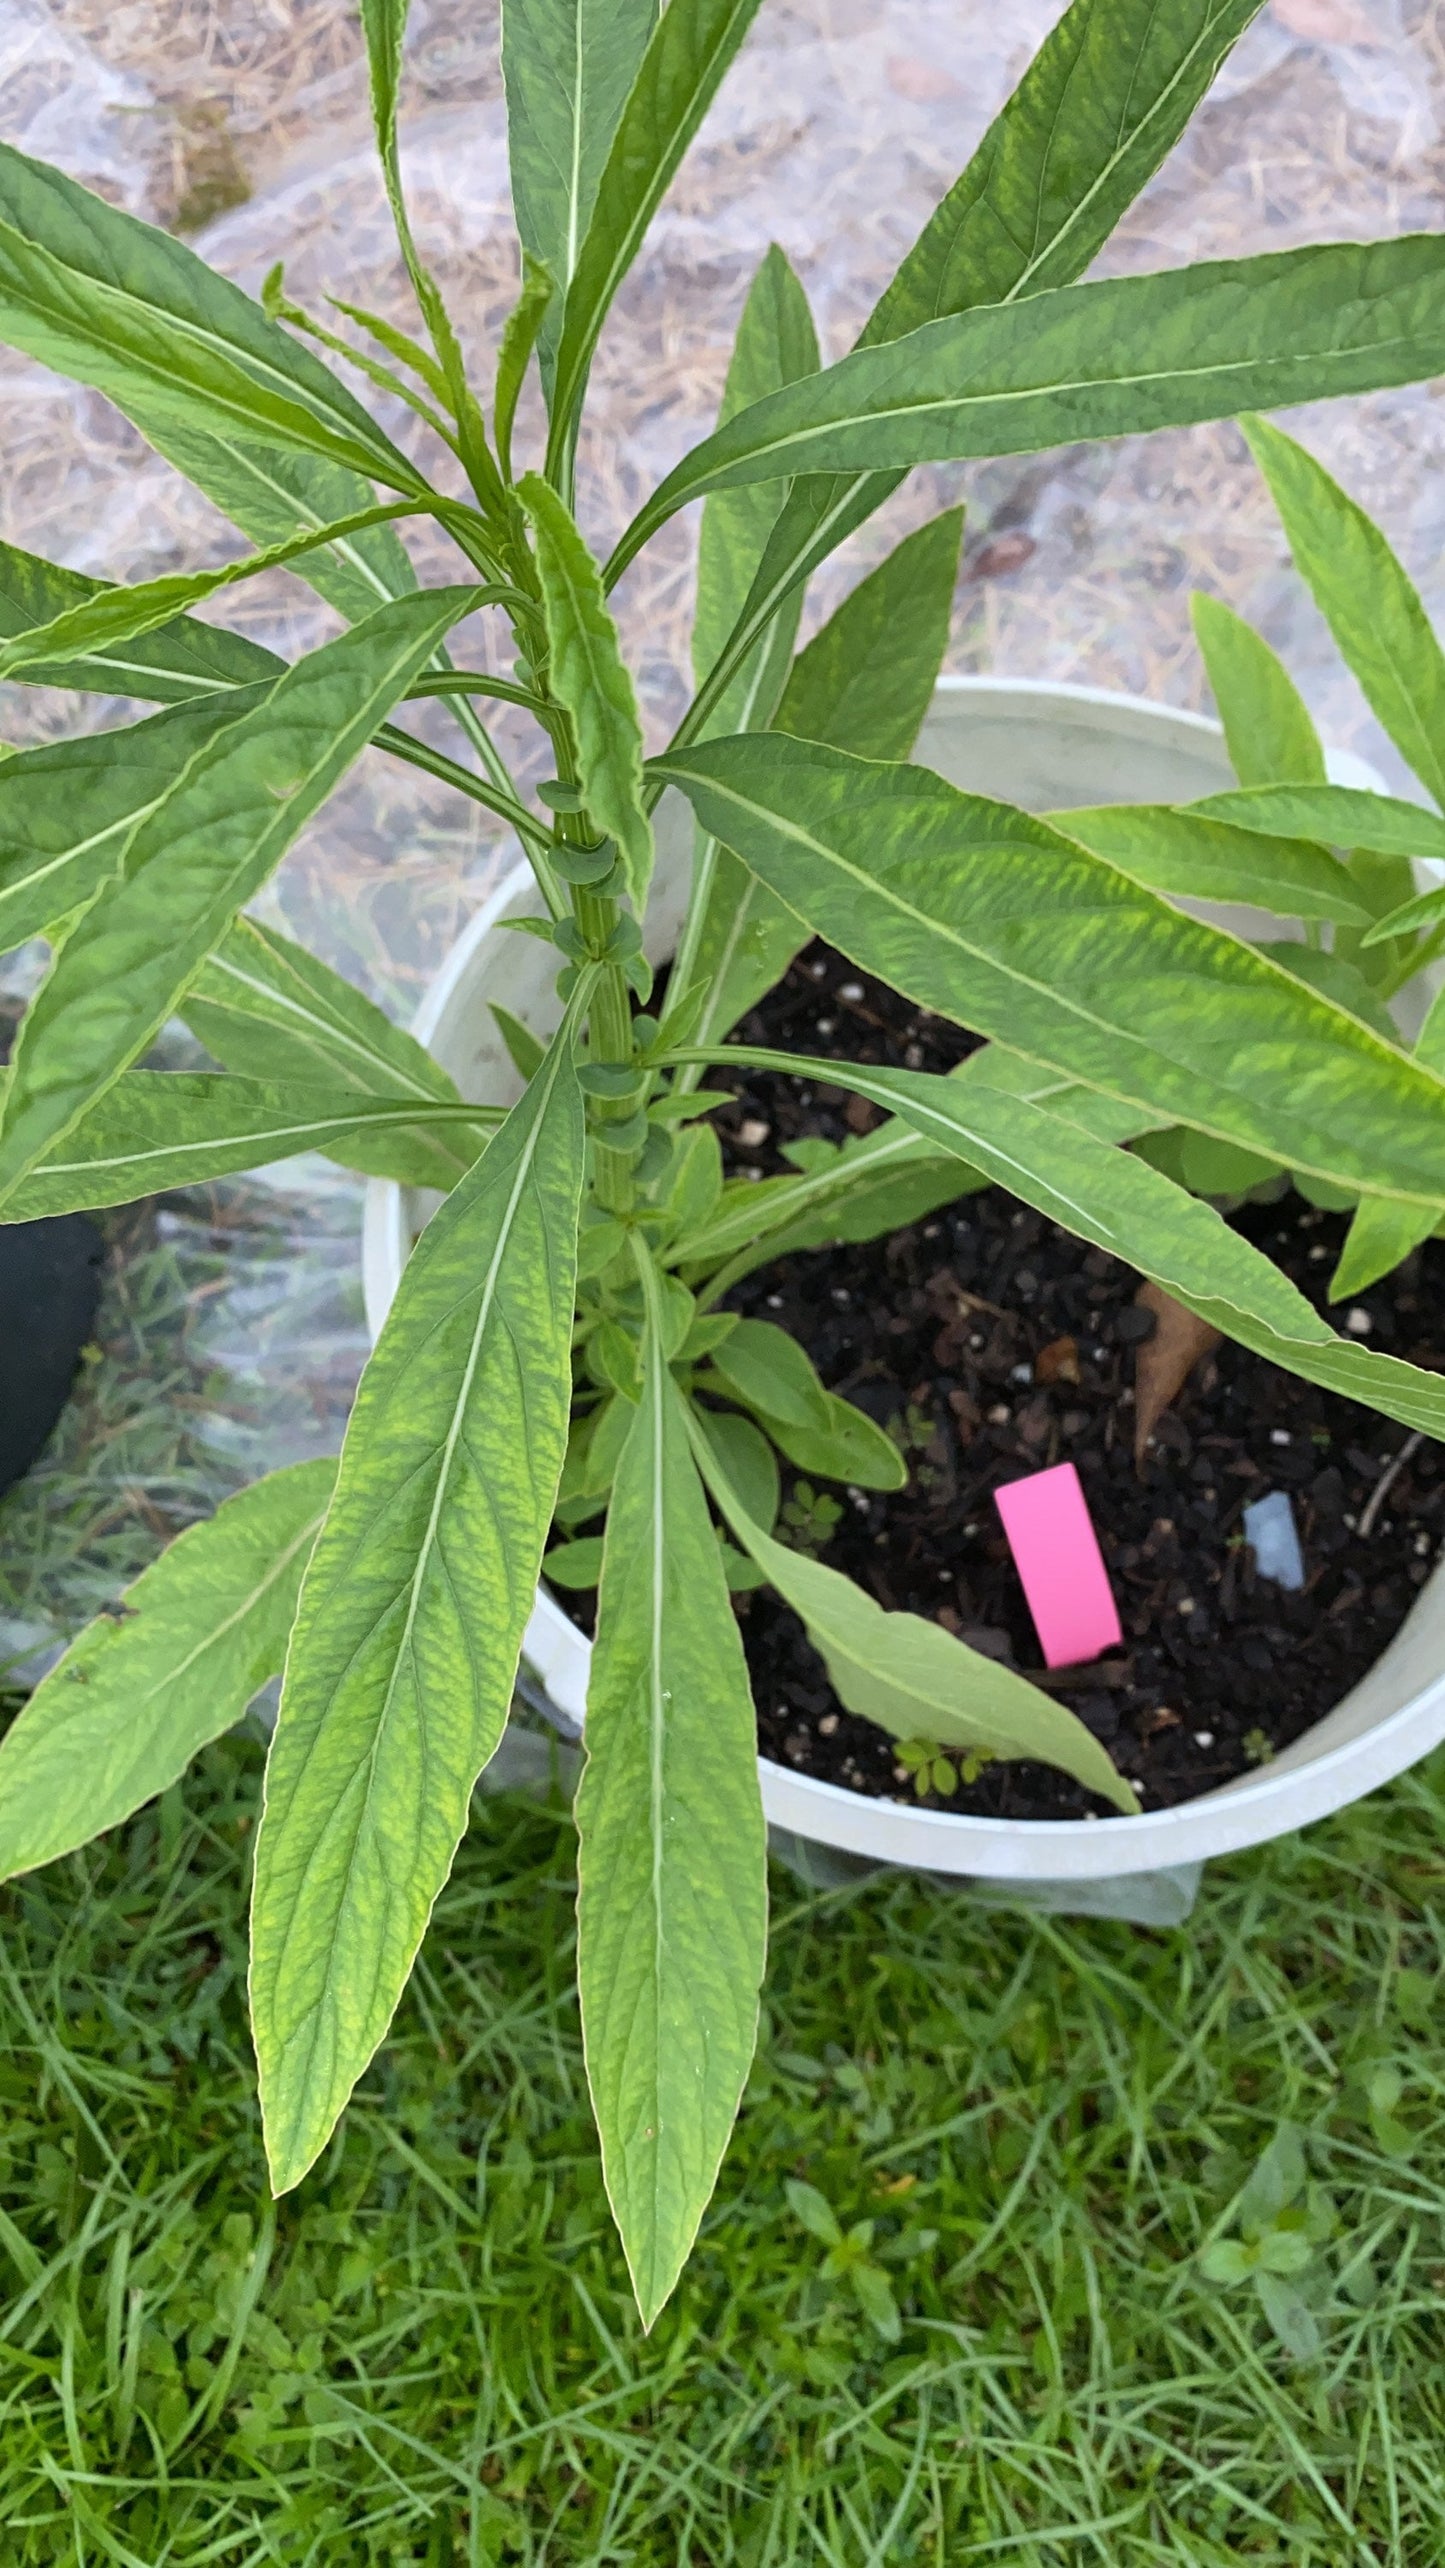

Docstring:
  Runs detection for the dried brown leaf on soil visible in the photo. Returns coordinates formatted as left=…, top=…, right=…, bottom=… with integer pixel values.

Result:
left=1132, top=1282, right=1223, bottom=1470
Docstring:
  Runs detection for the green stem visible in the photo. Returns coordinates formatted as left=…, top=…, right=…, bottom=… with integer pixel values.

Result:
left=436, top=501, right=514, bottom=589
left=660, top=837, right=718, bottom=1095
left=418, top=555, right=532, bottom=616
left=451, top=694, right=567, bottom=922
left=630, top=1225, right=664, bottom=1330
left=406, top=672, right=549, bottom=715
left=545, top=726, right=638, bottom=1213
left=375, top=723, right=546, bottom=848
left=1376, top=921, right=1445, bottom=1002
left=572, top=891, right=636, bottom=1216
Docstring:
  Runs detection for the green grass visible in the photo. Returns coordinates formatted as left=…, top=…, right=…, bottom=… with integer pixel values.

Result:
left=2, top=1733, right=1445, bottom=2565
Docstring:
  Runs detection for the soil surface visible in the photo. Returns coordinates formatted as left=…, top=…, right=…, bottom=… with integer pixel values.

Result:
left=699, top=942, right=1445, bottom=1821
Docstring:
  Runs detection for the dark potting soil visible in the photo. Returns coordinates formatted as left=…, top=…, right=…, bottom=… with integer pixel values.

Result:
left=698, top=942, right=1445, bottom=1821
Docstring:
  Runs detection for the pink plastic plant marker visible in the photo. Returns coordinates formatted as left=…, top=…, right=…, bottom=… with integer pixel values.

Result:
left=993, top=1461, right=1123, bottom=1669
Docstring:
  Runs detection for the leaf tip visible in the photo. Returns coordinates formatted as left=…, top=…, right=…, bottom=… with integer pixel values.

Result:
left=258, top=2097, right=326, bottom=2202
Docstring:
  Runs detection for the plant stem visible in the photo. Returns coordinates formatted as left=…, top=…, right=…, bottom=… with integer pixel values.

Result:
left=1376, top=921, right=1445, bottom=1002
left=375, top=723, right=549, bottom=850
left=544, top=757, right=637, bottom=1213
left=570, top=878, right=636, bottom=1213
left=480, top=501, right=640, bottom=1204
left=434, top=688, right=567, bottom=916
left=407, top=672, right=548, bottom=714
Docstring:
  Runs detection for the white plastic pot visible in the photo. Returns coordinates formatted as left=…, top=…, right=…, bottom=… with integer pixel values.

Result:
left=363, top=678, right=1445, bottom=1922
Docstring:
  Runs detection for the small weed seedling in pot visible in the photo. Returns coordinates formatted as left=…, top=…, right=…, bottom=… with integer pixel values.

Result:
left=1, top=0, right=1445, bottom=2322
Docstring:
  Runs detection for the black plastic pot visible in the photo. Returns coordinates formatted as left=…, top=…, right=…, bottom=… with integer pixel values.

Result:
left=0, top=1215, right=104, bottom=1498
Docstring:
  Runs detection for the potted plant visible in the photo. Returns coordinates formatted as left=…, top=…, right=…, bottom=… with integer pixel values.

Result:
left=1, top=0, right=1445, bottom=2325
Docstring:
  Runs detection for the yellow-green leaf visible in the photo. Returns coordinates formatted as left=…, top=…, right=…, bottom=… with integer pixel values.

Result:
left=652, top=732, right=1445, bottom=1216
left=0, top=586, right=478, bottom=1212
left=0, top=1460, right=334, bottom=1880
left=250, top=1022, right=585, bottom=2194
left=578, top=1273, right=766, bottom=2326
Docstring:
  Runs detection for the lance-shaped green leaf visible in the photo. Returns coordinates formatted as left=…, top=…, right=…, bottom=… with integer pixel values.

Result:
left=501, top=0, right=658, bottom=401
left=692, top=248, right=819, bottom=706
left=494, top=255, right=554, bottom=473
left=184, top=917, right=464, bottom=1127
left=359, top=0, right=503, bottom=513
left=1242, top=414, right=1445, bottom=811
left=701, top=1320, right=902, bottom=1487
left=269, top=272, right=453, bottom=426
left=676, top=1127, right=982, bottom=1287
left=1175, top=783, right=1445, bottom=873
left=1051, top=803, right=1368, bottom=923
left=612, top=236, right=1445, bottom=578
left=520, top=475, right=652, bottom=907
left=704, top=1328, right=901, bottom=1485
left=677, top=507, right=966, bottom=1088
left=0, top=689, right=270, bottom=958
left=678, top=0, right=1266, bottom=729
left=577, top=1273, right=766, bottom=2327
left=0, top=538, right=284, bottom=702
left=0, top=216, right=414, bottom=627
left=0, top=142, right=423, bottom=491
left=689, top=1410, right=1136, bottom=1810
left=671, top=1060, right=1160, bottom=1284
left=651, top=732, right=1445, bottom=1214
left=766, top=1396, right=906, bottom=1493
left=1189, top=782, right=1445, bottom=963
left=0, top=500, right=422, bottom=684
left=669, top=251, right=819, bottom=1082
left=875, top=0, right=1266, bottom=337
left=0, top=587, right=478, bottom=1211
left=777, top=507, right=963, bottom=760
left=1, top=1072, right=495, bottom=1215
left=676, top=1061, right=1157, bottom=1288
left=707, top=1315, right=829, bottom=1431
left=1190, top=592, right=1326, bottom=788
left=149, top=437, right=418, bottom=629
left=547, top=0, right=765, bottom=460
left=689, top=1043, right=1445, bottom=1442
left=0, top=1459, right=334, bottom=1880
left=1418, top=992, right=1445, bottom=1078
left=359, top=0, right=433, bottom=296
left=1362, top=879, right=1445, bottom=944
left=251, top=1021, right=586, bottom=2195
left=0, top=144, right=419, bottom=500
left=1328, top=1196, right=1438, bottom=1302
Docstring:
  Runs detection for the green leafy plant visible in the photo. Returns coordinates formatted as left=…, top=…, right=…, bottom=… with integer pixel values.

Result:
left=1, top=0, right=1445, bottom=2324
left=894, top=1736, right=994, bottom=1799
left=1198, top=2123, right=1350, bottom=2365
left=1061, top=418, right=1445, bottom=1297
left=785, top=2179, right=903, bottom=2342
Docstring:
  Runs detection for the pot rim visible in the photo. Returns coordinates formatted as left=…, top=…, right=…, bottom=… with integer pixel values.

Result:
left=362, top=674, right=1445, bottom=1880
